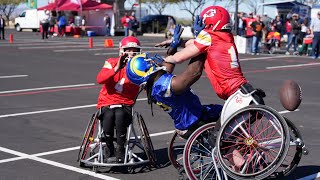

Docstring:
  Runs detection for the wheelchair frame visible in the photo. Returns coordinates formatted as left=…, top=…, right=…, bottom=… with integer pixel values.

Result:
left=77, top=108, right=156, bottom=171
left=168, top=88, right=308, bottom=180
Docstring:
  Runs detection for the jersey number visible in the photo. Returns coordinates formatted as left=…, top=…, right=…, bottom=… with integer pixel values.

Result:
left=115, top=78, right=125, bottom=93
left=228, top=46, right=239, bottom=68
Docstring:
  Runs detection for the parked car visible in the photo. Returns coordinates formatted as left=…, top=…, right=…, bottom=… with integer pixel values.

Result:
left=15, top=9, right=46, bottom=32
left=140, top=15, right=176, bottom=34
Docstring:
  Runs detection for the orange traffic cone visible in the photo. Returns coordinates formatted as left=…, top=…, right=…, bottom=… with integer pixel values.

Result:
left=104, top=39, right=114, bottom=48
left=89, top=37, right=93, bottom=48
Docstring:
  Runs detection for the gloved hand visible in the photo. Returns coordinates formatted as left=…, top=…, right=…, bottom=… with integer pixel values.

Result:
left=118, top=53, right=128, bottom=70
left=167, top=24, right=184, bottom=55
left=149, top=54, right=164, bottom=65
left=193, top=15, right=205, bottom=37
left=170, top=24, right=184, bottom=49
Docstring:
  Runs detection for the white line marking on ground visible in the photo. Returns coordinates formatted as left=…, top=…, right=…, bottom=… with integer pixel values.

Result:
left=0, top=146, right=119, bottom=180
left=19, top=45, right=102, bottom=49
left=266, top=62, right=320, bottom=69
left=240, top=55, right=292, bottom=61
left=0, top=75, right=28, bottom=79
left=0, top=83, right=95, bottom=94
left=94, top=50, right=166, bottom=56
left=0, top=130, right=175, bottom=164
left=0, top=98, right=148, bottom=118
left=297, top=172, right=320, bottom=180
left=54, top=48, right=108, bottom=52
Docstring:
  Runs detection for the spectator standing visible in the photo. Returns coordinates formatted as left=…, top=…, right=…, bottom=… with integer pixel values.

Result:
left=237, top=12, right=245, bottom=36
left=104, top=14, right=111, bottom=36
left=81, top=16, right=86, bottom=37
left=262, top=13, right=271, bottom=43
left=0, top=14, right=5, bottom=40
left=166, top=16, right=175, bottom=39
left=40, top=10, right=50, bottom=40
left=272, top=15, right=283, bottom=35
left=285, top=18, right=292, bottom=47
left=250, top=15, right=265, bottom=55
left=128, top=16, right=139, bottom=37
left=299, top=18, right=309, bottom=44
left=310, top=11, right=320, bottom=59
left=242, top=12, right=256, bottom=53
left=48, top=12, right=56, bottom=37
left=121, top=12, right=131, bottom=36
left=58, top=13, right=67, bottom=37
left=286, top=13, right=301, bottom=55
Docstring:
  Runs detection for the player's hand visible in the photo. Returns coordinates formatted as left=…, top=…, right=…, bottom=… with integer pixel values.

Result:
left=170, top=24, right=184, bottom=49
left=149, top=54, right=164, bottom=65
left=193, top=15, right=205, bottom=37
left=167, top=24, right=184, bottom=55
left=154, top=39, right=172, bottom=48
left=116, top=53, right=129, bottom=71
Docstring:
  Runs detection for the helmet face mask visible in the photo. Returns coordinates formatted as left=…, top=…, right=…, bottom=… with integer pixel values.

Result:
left=119, top=36, right=142, bottom=56
left=200, top=6, right=232, bottom=31
left=126, top=53, right=166, bottom=86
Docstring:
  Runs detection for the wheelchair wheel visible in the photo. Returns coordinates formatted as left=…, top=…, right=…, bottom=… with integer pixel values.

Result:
left=77, top=112, right=99, bottom=166
left=133, top=112, right=157, bottom=167
left=269, top=116, right=303, bottom=179
left=217, top=105, right=290, bottom=180
left=183, top=122, right=217, bottom=180
left=168, top=131, right=187, bottom=170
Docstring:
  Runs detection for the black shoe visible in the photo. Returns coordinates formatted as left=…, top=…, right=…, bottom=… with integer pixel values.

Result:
left=104, top=143, right=114, bottom=158
left=115, top=145, right=125, bottom=163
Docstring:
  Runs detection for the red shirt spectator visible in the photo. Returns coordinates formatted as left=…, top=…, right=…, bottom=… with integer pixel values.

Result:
left=242, top=12, right=256, bottom=37
left=286, top=20, right=292, bottom=33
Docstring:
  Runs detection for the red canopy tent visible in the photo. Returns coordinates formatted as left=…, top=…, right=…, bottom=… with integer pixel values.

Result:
left=37, top=0, right=112, bottom=11
left=58, top=0, right=112, bottom=11
left=37, top=3, right=57, bottom=10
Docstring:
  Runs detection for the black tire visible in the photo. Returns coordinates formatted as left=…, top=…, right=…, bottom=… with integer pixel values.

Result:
left=183, top=122, right=217, bottom=180
left=269, top=116, right=303, bottom=179
left=217, top=105, right=290, bottom=180
left=77, top=112, right=99, bottom=164
left=133, top=112, right=157, bottom=167
left=167, top=131, right=187, bottom=170
left=15, top=24, right=22, bottom=32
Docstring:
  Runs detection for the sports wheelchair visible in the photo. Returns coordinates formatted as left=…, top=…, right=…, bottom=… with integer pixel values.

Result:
left=77, top=107, right=156, bottom=172
left=168, top=84, right=308, bottom=180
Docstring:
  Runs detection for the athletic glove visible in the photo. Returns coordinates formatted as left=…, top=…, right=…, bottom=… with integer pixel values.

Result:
left=193, top=15, right=205, bottom=37
left=167, top=24, right=184, bottom=55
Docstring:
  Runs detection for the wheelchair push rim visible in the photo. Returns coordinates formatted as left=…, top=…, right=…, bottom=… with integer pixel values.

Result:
left=183, top=122, right=217, bottom=180
left=217, top=105, right=290, bottom=180
left=168, top=131, right=187, bottom=170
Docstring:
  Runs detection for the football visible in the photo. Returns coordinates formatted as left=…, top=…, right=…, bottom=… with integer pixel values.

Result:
left=279, top=80, right=302, bottom=111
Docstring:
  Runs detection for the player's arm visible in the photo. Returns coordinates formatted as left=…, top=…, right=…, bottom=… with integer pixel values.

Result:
left=170, top=53, right=206, bottom=95
left=96, top=54, right=128, bottom=84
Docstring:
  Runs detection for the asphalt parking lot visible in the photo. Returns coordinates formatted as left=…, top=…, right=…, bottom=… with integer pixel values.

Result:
left=0, top=29, right=320, bottom=180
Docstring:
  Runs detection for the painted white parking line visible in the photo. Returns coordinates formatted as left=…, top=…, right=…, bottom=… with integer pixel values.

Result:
left=18, top=45, right=104, bottom=49
left=240, top=55, right=293, bottom=61
left=0, top=98, right=148, bottom=118
left=0, top=83, right=95, bottom=94
left=0, top=146, right=119, bottom=180
left=0, top=75, right=28, bottom=79
left=94, top=50, right=167, bottom=56
left=297, top=172, right=320, bottom=180
left=54, top=48, right=108, bottom=52
left=266, top=62, right=320, bottom=69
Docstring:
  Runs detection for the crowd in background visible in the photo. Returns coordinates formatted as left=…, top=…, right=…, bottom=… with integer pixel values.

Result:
left=235, top=11, right=320, bottom=58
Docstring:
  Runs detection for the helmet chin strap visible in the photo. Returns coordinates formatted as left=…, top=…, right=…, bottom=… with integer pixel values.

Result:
left=212, top=20, right=221, bottom=31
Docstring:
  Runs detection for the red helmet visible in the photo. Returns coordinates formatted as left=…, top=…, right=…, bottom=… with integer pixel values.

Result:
left=119, top=36, right=141, bottom=56
left=200, top=6, right=232, bottom=31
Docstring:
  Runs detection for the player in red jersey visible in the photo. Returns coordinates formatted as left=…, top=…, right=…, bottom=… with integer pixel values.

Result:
left=164, top=6, right=248, bottom=100
left=96, top=36, right=141, bottom=163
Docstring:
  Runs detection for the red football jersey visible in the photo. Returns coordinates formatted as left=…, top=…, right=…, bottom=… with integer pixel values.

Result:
left=243, top=17, right=256, bottom=37
left=96, top=57, right=140, bottom=108
left=194, top=30, right=248, bottom=100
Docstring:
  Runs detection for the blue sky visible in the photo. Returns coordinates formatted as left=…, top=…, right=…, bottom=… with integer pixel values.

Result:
left=33, top=0, right=277, bottom=19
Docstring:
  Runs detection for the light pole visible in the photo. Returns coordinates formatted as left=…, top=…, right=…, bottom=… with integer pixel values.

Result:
left=234, top=0, right=239, bottom=35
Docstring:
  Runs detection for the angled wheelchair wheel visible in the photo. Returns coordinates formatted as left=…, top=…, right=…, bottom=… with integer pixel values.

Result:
left=269, top=116, right=303, bottom=179
left=133, top=112, right=157, bottom=167
left=77, top=112, right=99, bottom=166
left=183, top=122, right=217, bottom=180
left=217, top=105, right=290, bottom=180
left=168, top=131, right=187, bottom=170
